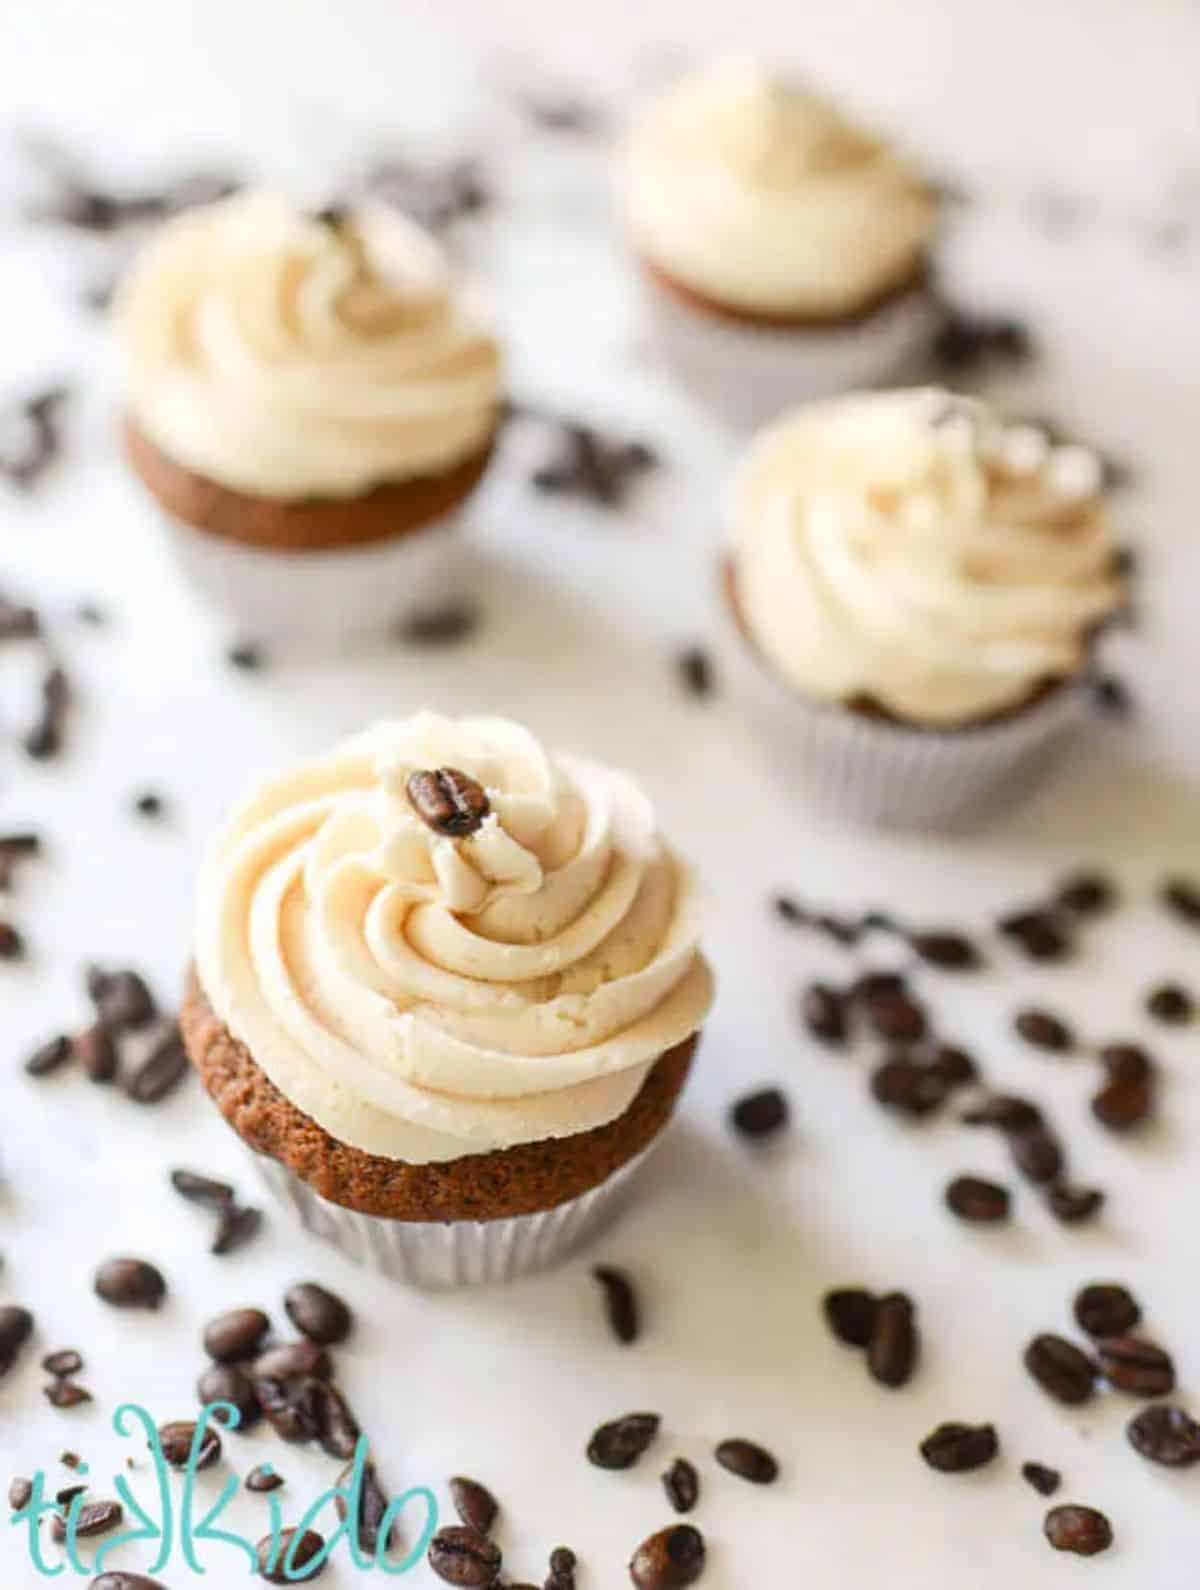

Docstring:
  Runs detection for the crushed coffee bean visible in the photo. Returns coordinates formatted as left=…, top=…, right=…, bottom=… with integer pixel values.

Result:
left=1021, top=1462, right=1062, bottom=1496
left=284, top=1282, right=352, bottom=1346
left=407, top=767, right=491, bottom=837
left=1056, top=871, right=1116, bottom=915
left=801, top=982, right=849, bottom=1046
left=87, top=966, right=157, bottom=1032
left=919, top=1422, right=999, bottom=1473
left=395, top=600, right=482, bottom=647
left=675, top=647, right=714, bottom=699
left=1014, top=1008, right=1074, bottom=1053
left=1047, top=1184, right=1105, bottom=1224
left=1145, top=982, right=1194, bottom=1024
left=945, top=1176, right=1010, bottom=1224
left=75, top=1023, right=118, bottom=1083
left=51, top=1498, right=122, bottom=1542
left=823, top=1288, right=877, bottom=1349
left=629, top=1524, right=706, bottom=1589
left=729, top=1087, right=789, bottom=1139
left=715, top=1438, right=778, bottom=1484
left=592, top=1266, right=639, bottom=1345
left=203, top=1307, right=271, bottom=1363
left=1091, top=1076, right=1153, bottom=1132
left=908, top=930, right=981, bottom=970
left=45, top=1379, right=92, bottom=1408
left=197, top=1363, right=260, bottom=1429
left=23, top=664, right=70, bottom=758
left=125, top=1023, right=189, bottom=1103
left=547, top=1544, right=577, bottom=1585
left=661, top=1456, right=699, bottom=1514
left=587, top=1412, right=660, bottom=1470
left=94, top=1257, right=165, bottom=1309
left=42, top=1348, right=83, bottom=1378
left=257, top=1527, right=326, bottom=1583
left=1127, top=1404, right=1200, bottom=1468
left=427, top=1523, right=502, bottom=1586
left=158, top=1419, right=221, bottom=1470
left=870, top=1057, right=945, bottom=1118
left=170, top=1168, right=235, bottom=1210
left=449, top=1476, right=498, bottom=1536
left=1044, top=1504, right=1113, bottom=1557
left=1074, top=1283, right=1141, bottom=1339
left=246, top=1463, right=285, bottom=1493
left=24, top=1033, right=72, bottom=1076
left=868, top=1293, right=918, bottom=1388
left=1010, top=1126, right=1064, bottom=1185
left=1097, top=1336, right=1175, bottom=1397
left=1024, top=1335, right=1097, bottom=1405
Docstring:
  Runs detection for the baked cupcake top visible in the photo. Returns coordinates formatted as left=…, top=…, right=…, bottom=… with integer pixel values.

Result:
left=195, top=713, right=713, bottom=1164
left=732, top=389, right=1125, bottom=726
left=624, top=59, right=936, bottom=319
left=116, top=192, right=501, bottom=500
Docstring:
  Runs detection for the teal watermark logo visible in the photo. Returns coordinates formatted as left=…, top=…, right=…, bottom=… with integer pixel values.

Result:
left=9, top=1402, right=437, bottom=1579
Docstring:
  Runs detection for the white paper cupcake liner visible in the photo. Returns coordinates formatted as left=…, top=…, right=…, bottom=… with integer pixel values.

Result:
left=252, top=1144, right=657, bottom=1290
left=639, top=271, right=938, bottom=430
left=162, top=510, right=464, bottom=652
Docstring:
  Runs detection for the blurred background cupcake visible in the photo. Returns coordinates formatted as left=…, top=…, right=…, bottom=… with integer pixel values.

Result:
left=723, top=387, right=1127, bottom=827
left=182, top=711, right=714, bottom=1288
left=117, top=192, right=503, bottom=650
left=622, top=58, right=939, bottom=427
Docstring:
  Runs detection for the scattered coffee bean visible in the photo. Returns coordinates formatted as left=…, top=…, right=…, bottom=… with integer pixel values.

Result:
left=336, top=1456, right=396, bottom=1553
left=868, top=1293, right=918, bottom=1388
left=0, top=921, right=25, bottom=959
left=255, top=1377, right=323, bottom=1444
left=919, top=1422, right=999, bottom=1473
left=56, top=1482, right=87, bottom=1507
left=1047, top=1184, right=1106, bottom=1224
left=203, top=1307, right=271, bottom=1364
left=0, top=832, right=41, bottom=896
left=1097, top=1336, right=1175, bottom=1397
left=961, top=1094, right=1042, bottom=1132
left=930, top=306, right=1033, bottom=372
left=823, top=1288, right=877, bottom=1349
left=1024, top=1335, right=1097, bottom=1405
left=60, top=1451, right=83, bottom=1469
left=257, top=1527, right=326, bottom=1583
left=772, top=895, right=807, bottom=927
left=998, top=909, right=1071, bottom=962
left=74, top=1023, right=118, bottom=1083
left=1010, top=1126, right=1064, bottom=1185
left=675, top=647, right=714, bottom=699
left=1127, top=1404, right=1200, bottom=1467
left=170, top=1168, right=235, bottom=1210
left=1021, top=1462, right=1062, bottom=1496
left=42, top=1348, right=82, bottom=1378
left=629, top=1524, right=706, bottom=1589
left=45, top=1379, right=92, bottom=1408
left=1161, top=877, right=1200, bottom=925
left=1056, top=871, right=1117, bottom=915
left=587, top=1412, right=661, bottom=1470
left=196, top=1363, right=261, bottom=1429
left=1014, top=1008, right=1074, bottom=1053
left=227, top=640, right=265, bottom=671
left=661, top=1457, right=699, bottom=1514
left=158, top=1420, right=221, bottom=1470
left=427, top=1524, right=502, bottom=1586
left=870, top=1058, right=945, bottom=1118
left=1091, top=1077, right=1153, bottom=1132
left=927, top=1044, right=978, bottom=1087
left=1074, top=1283, right=1141, bottom=1340
left=729, top=1087, right=789, bottom=1139
left=51, top=1498, right=122, bottom=1541
left=94, top=1257, right=165, bottom=1309
left=529, top=419, right=658, bottom=508
left=312, top=1381, right=361, bottom=1460
left=0, top=597, right=40, bottom=641
left=8, top=1476, right=33, bottom=1510
left=87, top=967, right=157, bottom=1032
left=246, top=1463, right=285, bottom=1493
left=23, top=663, right=70, bottom=759
left=0, top=387, right=71, bottom=492
left=592, top=1266, right=639, bottom=1345
left=865, top=991, right=928, bottom=1043
left=449, top=1476, right=498, bottom=1536
left=1099, top=1042, right=1154, bottom=1084
left=211, top=1203, right=262, bottom=1256
left=24, top=1033, right=72, bottom=1076
left=284, top=1282, right=352, bottom=1346
left=1044, top=1504, right=1113, bottom=1557
left=547, top=1544, right=577, bottom=1587
left=125, top=1023, right=188, bottom=1103
left=0, top=1304, right=34, bottom=1365
left=715, top=1438, right=778, bottom=1485
left=1145, top=982, right=1194, bottom=1024
left=395, top=601, right=481, bottom=647
left=801, top=983, right=849, bottom=1045
left=945, top=1176, right=1010, bottom=1224
left=132, top=791, right=165, bottom=819
left=407, top=767, right=491, bottom=838
left=255, top=1340, right=331, bottom=1382
left=908, top=931, right=981, bottom=970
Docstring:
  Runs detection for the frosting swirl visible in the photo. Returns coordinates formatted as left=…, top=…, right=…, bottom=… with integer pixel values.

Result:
left=117, top=192, right=501, bottom=498
left=195, top=714, right=713, bottom=1164
left=625, top=60, right=936, bottom=317
left=732, top=389, right=1125, bottom=725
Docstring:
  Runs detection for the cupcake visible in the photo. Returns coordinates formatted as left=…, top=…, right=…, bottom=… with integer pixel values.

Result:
left=117, top=193, right=502, bottom=648
left=182, top=712, right=713, bottom=1287
left=724, top=388, right=1126, bottom=828
left=623, top=60, right=938, bottom=426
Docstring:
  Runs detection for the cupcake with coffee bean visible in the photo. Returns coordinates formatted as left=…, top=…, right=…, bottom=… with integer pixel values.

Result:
left=182, top=712, right=713, bottom=1287
left=623, top=59, right=938, bottom=425
left=117, top=192, right=502, bottom=648
left=724, top=388, right=1126, bottom=826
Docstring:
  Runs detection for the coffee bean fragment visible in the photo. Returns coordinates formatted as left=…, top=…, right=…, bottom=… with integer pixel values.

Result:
left=661, top=1457, right=699, bottom=1514
left=1044, top=1504, right=1113, bottom=1557
left=158, top=1419, right=221, bottom=1470
left=1024, top=1335, right=1097, bottom=1405
left=8, top=1476, right=32, bottom=1510
left=45, top=1379, right=92, bottom=1407
left=204, top=1307, right=271, bottom=1363
left=0, top=921, right=25, bottom=959
left=86, top=966, right=157, bottom=1031
left=998, top=909, right=1071, bottom=962
left=255, top=1339, right=332, bottom=1382
left=196, top=1362, right=261, bottom=1429
left=23, top=664, right=69, bottom=758
left=246, top=1463, right=284, bottom=1492
left=336, top=1455, right=396, bottom=1553
left=0, top=832, right=41, bottom=894
left=870, top=1058, right=945, bottom=1118
left=729, top=1087, right=789, bottom=1139
left=587, top=1412, right=660, bottom=1470
left=133, top=791, right=165, bottom=819
left=94, top=1257, right=165, bottom=1309
left=257, top=1527, right=327, bottom=1583
left=1127, top=1404, right=1200, bottom=1467
left=75, top=1023, right=118, bottom=1083
left=51, top=1498, right=122, bottom=1541
left=865, top=991, right=928, bottom=1043
left=927, top=1044, right=977, bottom=1087
left=1146, top=982, right=1194, bottom=1024
left=772, top=895, right=807, bottom=926
left=284, top=1282, right=352, bottom=1346
left=919, top=1422, right=999, bottom=1473
left=868, top=1293, right=918, bottom=1388
left=227, top=640, right=265, bottom=671
left=170, top=1167, right=235, bottom=1210
left=1056, top=871, right=1116, bottom=915
left=0, top=1304, right=34, bottom=1363
left=629, top=1524, right=706, bottom=1589
left=1097, top=1336, right=1175, bottom=1397
left=1091, top=1077, right=1153, bottom=1132
left=945, top=1176, right=1010, bottom=1224
left=1162, top=877, right=1200, bottom=925
left=56, top=1482, right=87, bottom=1507
left=1021, top=1462, right=1062, bottom=1496
left=1047, top=1184, right=1106, bottom=1224
left=1074, top=1283, right=1141, bottom=1340
left=1010, top=1126, right=1064, bottom=1185
left=125, top=1023, right=188, bottom=1103
left=395, top=601, right=481, bottom=647
left=212, top=1202, right=262, bottom=1255
left=311, top=1381, right=361, bottom=1460
left=675, top=647, right=714, bottom=699
left=42, top=1348, right=83, bottom=1378
left=427, top=1523, right=502, bottom=1586
left=801, top=983, right=849, bottom=1045
left=60, top=1451, right=83, bottom=1469
left=255, top=1376, right=322, bottom=1445
left=407, top=767, right=491, bottom=838
left=449, top=1476, right=498, bottom=1536
left=24, top=1033, right=72, bottom=1076
left=715, top=1438, right=778, bottom=1485
left=1014, top=1008, right=1074, bottom=1052
left=908, top=931, right=981, bottom=970
left=823, top=1288, right=877, bottom=1348
left=962, top=1094, right=1042, bottom=1132
left=592, top=1266, right=639, bottom=1344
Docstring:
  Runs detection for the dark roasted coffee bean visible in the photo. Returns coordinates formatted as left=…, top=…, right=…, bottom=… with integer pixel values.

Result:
left=203, top=1307, right=270, bottom=1363
left=801, top=982, right=849, bottom=1045
left=227, top=640, right=265, bottom=671
left=1127, top=1404, right=1200, bottom=1467
left=42, top=1348, right=82, bottom=1377
left=257, top=1527, right=326, bottom=1583
left=1090, top=671, right=1133, bottom=718
left=23, top=664, right=69, bottom=758
left=255, top=1340, right=331, bottom=1382
left=449, top=1476, right=498, bottom=1535
left=89, top=1576, right=170, bottom=1589
left=212, top=1203, right=262, bottom=1255
left=61, top=1451, right=83, bottom=1469
left=592, top=1266, right=639, bottom=1344
left=1097, top=1336, right=1175, bottom=1397
left=629, top=1524, right=706, bottom=1589
left=284, top=1282, right=352, bottom=1346
left=868, top=1293, right=917, bottom=1388
left=125, top=1024, right=188, bottom=1103
left=961, top=1094, right=1042, bottom=1132
left=927, top=1044, right=978, bottom=1087
left=0, top=1304, right=34, bottom=1361
left=945, top=1176, right=1010, bottom=1223
left=158, top=1419, right=221, bottom=1470
left=919, top=1422, right=998, bottom=1473
left=25, top=1033, right=72, bottom=1076
left=312, top=1381, right=361, bottom=1460
left=772, top=894, right=807, bottom=926
left=661, top=1457, right=699, bottom=1514
left=1044, top=1505, right=1113, bottom=1556
left=587, top=1412, right=660, bottom=1470
left=815, top=912, right=861, bottom=947
left=715, top=1438, right=778, bottom=1484
left=1021, top=1462, right=1061, bottom=1496
left=196, top=1362, right=261, bottom=1429
left=1047, top=1184, right=1105, bottom=1224
left=676, top=647, right=714, bottom=699
left=865, top=991, right=927, bottom=1043
left=1074, top=1283, right=1141, bottom=1339
left=823, top=1288, right=877, bottom=1348
left=246, top=1463, right=285, bottom=1492
left=427, top=1524, right=502, bottom=1586
left=51, top=1498, right=122, bottom=1541
left=336, top=1455, right=395, bottom=1553
left=1014, top=1008, right=1074, bottom=1052
left=255, top=1376, right=321, bottom=1444
left=1146, top=982, right=1194, bottom=1024
left=86, top=966, right=157, bottom=1031
left=1162, top=876, right=1200, bottom=925
left=395, top=601, right=481, bottom=647
left=908, top=931, right=980, bottom=970
left=56, top=1482, right=87, bottom=1507
left=1024, top=1335, right=1097, bottom=1405
left=729, top=1087, right=789, bottom=1139
left=1092, top=1077, right=1153, bottom=1132
left=1099, top=1042, right=1154, bottom=1084
left=133, top=791, right=165, bottom=819
left=998, top=909, right=1071, bottom=961
left=851, top=969, right=908, bottom=1004
left=75, top=1023, right=118, bottom=1083
left=0, top=921, right=25, bottom=959
left=8, top=1476, right=32, bottom=1510
left=407, top=767, right=491, bottom=837
left=170, top=1168, right=235, bottom=1210
left=94, top=1257, right=165, bottom=1309
left=1010, top=1126, right=1063, bottom=1185
left=870, top=1058, right=945, bottom=1118
left=548, top=1545, right=576, bottom=1583
left=45, top=1379, right=92, bottom=1408
left=1056, top=871, right=1116, bottom=915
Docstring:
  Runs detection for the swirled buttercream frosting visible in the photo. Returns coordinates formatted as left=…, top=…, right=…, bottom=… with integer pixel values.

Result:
left=625, top=59, right=936, bottom=317
left=732, top=389, right=1125, bottom=725
left=195, top=714, right=713, bottom=1164
left=117, top=192, right=501, bottom=499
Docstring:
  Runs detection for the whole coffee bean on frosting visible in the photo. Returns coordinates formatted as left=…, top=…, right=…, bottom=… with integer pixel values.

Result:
left=406, top=767, right=490, bottom=837
left=1014, top=1008, right=1074, bottom=1053
left=0, top=1304, right=34, bottom=1365
left=1047, top=1185, right=1106, bottom=1224
left=1145, top=982, right=1194, bottom=1023
left=284, top=1282, right=352, bottom=1346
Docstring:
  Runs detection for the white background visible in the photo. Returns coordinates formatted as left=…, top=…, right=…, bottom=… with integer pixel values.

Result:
left=2, top=1, right=1200, bottom=1585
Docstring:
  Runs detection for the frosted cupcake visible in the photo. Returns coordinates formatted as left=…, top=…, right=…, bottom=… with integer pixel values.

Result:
left=117, top=193, right=502, bottom=648
left=181, top=713, right=713, bottom=1288
left=724, top=389, right=1126, bottom=827
left=624, top=60, right=938, bottom=426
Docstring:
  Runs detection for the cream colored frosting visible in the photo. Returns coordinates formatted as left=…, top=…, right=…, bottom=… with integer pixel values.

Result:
left=732, top=389, right=1125, bottom=725
left=117, top=192, right=501, bottom=499
left=195, top=714, right=713, bottom=1164
left=625, top=59, right=936, bottom=317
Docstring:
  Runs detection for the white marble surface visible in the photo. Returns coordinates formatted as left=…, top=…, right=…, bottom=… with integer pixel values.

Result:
left=2, top=1, right=1200, bottom=1585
